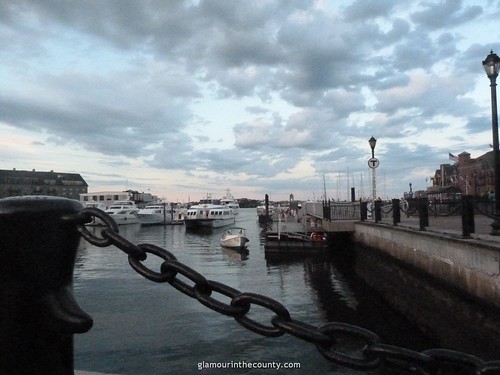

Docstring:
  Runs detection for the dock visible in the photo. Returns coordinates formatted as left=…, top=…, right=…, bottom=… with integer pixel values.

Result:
left=264, top=230, right=328, bottom=254
left=262, top=206, right=329, bottom=255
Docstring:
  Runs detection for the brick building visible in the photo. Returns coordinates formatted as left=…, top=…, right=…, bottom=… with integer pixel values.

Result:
left=0, top=169, right=88, bottom=200
left=429, top=151, right=495, bottom=198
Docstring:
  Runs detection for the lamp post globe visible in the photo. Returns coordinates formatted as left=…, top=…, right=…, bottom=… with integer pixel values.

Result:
left=483, top=50, right=500, bottom=235
left=483, top=50, right=500, bottom=79
left=369, top=136, right=377, bottom=158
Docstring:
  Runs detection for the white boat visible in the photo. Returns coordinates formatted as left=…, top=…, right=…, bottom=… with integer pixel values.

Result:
left=137, top=202, right=174, bottom=225
left=184, top=195, right=235, bottom=229
left=221, top=189, right=240, bottom=214
left=220, top=227, right=249, bottom=249
left=105, top=200, right=140, bottom=225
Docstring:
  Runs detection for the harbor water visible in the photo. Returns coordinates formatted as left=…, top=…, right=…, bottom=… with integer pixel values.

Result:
left=74, top=208, right=434, bottom=374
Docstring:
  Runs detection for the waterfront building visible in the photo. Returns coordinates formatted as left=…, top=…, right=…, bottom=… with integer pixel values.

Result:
left=428, top=151, right=495, bottom=198
left=79, top=190, right=156, bottom=208
left=0, top=168, right=88, bottom=200
left=80, top=191, right=132, bottom=207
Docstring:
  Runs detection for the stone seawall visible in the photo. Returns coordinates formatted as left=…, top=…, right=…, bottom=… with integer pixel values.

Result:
left=354, top=222, right=500, bottom=309
left=352, top=222, right=500, bottom=358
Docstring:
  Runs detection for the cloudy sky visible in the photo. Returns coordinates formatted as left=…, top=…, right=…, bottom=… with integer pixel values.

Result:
left=1, top=0, right=499, bottom=202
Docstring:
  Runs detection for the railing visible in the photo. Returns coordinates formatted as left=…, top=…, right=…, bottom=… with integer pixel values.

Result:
left=322, top=200, right=361, bottom=221
left=1, top=196, right=499, bottom=375
left=323, top=196, right=500, bottom=238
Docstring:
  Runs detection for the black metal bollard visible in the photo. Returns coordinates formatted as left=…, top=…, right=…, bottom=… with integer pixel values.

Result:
left=392, top=199, right=401, bottom=226
left=461, top=195, right=475, bottom=238
left=323, top=200, right=331, bottom=221
left=418, top=198, right=429, bottom=231
left=0, top=196, right=93, bottom=375
left=374, top=200, right=382, bottom=223
left=360, top=201, right=367, bottom=221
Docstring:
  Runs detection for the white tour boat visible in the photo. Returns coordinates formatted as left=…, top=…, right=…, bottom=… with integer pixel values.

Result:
left=105, top=200, right=139, bottom=225
left=184, top=195, right=235, bottom=229
left=137, top=202, right=174, bottom=225
left=219, top=227, right=249, bottom=249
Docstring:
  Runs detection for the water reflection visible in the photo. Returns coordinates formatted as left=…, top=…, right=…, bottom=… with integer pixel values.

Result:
left=221, top=247, right=249, bottom=262
left=265, top=250, right=434, bottom=352
left=303, top=256, right=359, bottom=311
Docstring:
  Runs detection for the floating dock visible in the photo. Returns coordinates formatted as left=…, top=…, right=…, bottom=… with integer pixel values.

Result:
left=263, top=207, right=329, bottom=256
left=264, top=230, right=328, bottom=255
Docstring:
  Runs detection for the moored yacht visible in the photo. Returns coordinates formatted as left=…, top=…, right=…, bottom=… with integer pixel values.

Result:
left=105, top=200, right=139, bottom=225
left=137, top=201, right=174, bottom=225
left=221, top=189, right=240, bottom=214
left=184, top=194, right=235, bottom=229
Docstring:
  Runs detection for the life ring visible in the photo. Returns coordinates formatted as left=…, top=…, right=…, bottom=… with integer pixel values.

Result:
left=311, top=232, right=323, bottom=241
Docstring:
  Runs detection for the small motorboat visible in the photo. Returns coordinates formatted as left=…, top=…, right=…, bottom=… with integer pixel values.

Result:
left=220, top=227, right=249, bottom=249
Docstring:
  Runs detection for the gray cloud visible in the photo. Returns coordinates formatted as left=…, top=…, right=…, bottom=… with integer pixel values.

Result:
left=411, top=0, right=483, bottom=30
left=0, top=0, right=497, bottom=199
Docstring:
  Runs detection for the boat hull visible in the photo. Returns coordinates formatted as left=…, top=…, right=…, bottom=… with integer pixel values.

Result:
left=138, top=213, right=172, bottom=225
left=104, top=201, right=139, bottom=226
left=220, top=235, right=249, bottom=249
left=219, top=227, right=249, bottom=249
left=184, top=217, right=235, bottom=229
left=109, top=214, right=140, bottom=225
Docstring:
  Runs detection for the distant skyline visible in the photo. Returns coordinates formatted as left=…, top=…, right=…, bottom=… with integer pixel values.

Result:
left=1, top=1, right=499, bottom=202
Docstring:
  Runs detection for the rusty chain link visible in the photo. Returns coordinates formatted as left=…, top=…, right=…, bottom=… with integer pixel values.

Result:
left=76, top=208, right=500, bottom=374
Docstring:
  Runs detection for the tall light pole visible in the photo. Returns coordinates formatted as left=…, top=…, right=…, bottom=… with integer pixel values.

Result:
left=368, top=136, right=378, bottom=201
left=483, top=50, right=500, bottom=235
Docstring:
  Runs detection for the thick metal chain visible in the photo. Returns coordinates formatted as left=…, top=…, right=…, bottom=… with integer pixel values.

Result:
left=76, top=208, right=500, bottom=374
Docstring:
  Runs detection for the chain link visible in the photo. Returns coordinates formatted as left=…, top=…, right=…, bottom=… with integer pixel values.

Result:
left=316, top=322, right=381, bottom=370
left=77, top=208, right=500, bottom=374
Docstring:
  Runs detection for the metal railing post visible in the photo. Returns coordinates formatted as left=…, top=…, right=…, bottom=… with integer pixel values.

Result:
left=392, top=199, right=400, bottom=226
left=461, top=195, right=475, bottom=238
left=328, top=199, right=332, bottom=221
left=0, top=196, right=93, bottom=375
left=418, top=198, right=429, bottom=231
left=360, top=201, right=367, bottom=221
left=323, top=199, right=331, bottom=221
left=374, top=200, right=382, bottom=223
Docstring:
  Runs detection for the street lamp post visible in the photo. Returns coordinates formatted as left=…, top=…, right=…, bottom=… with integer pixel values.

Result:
left=368, top=136, right=377, bottom=201
left=483, top=50, right=500, bottom=235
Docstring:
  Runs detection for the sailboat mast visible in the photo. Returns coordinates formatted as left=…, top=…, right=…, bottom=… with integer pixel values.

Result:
left=323, top=173, right=327, bottom=202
